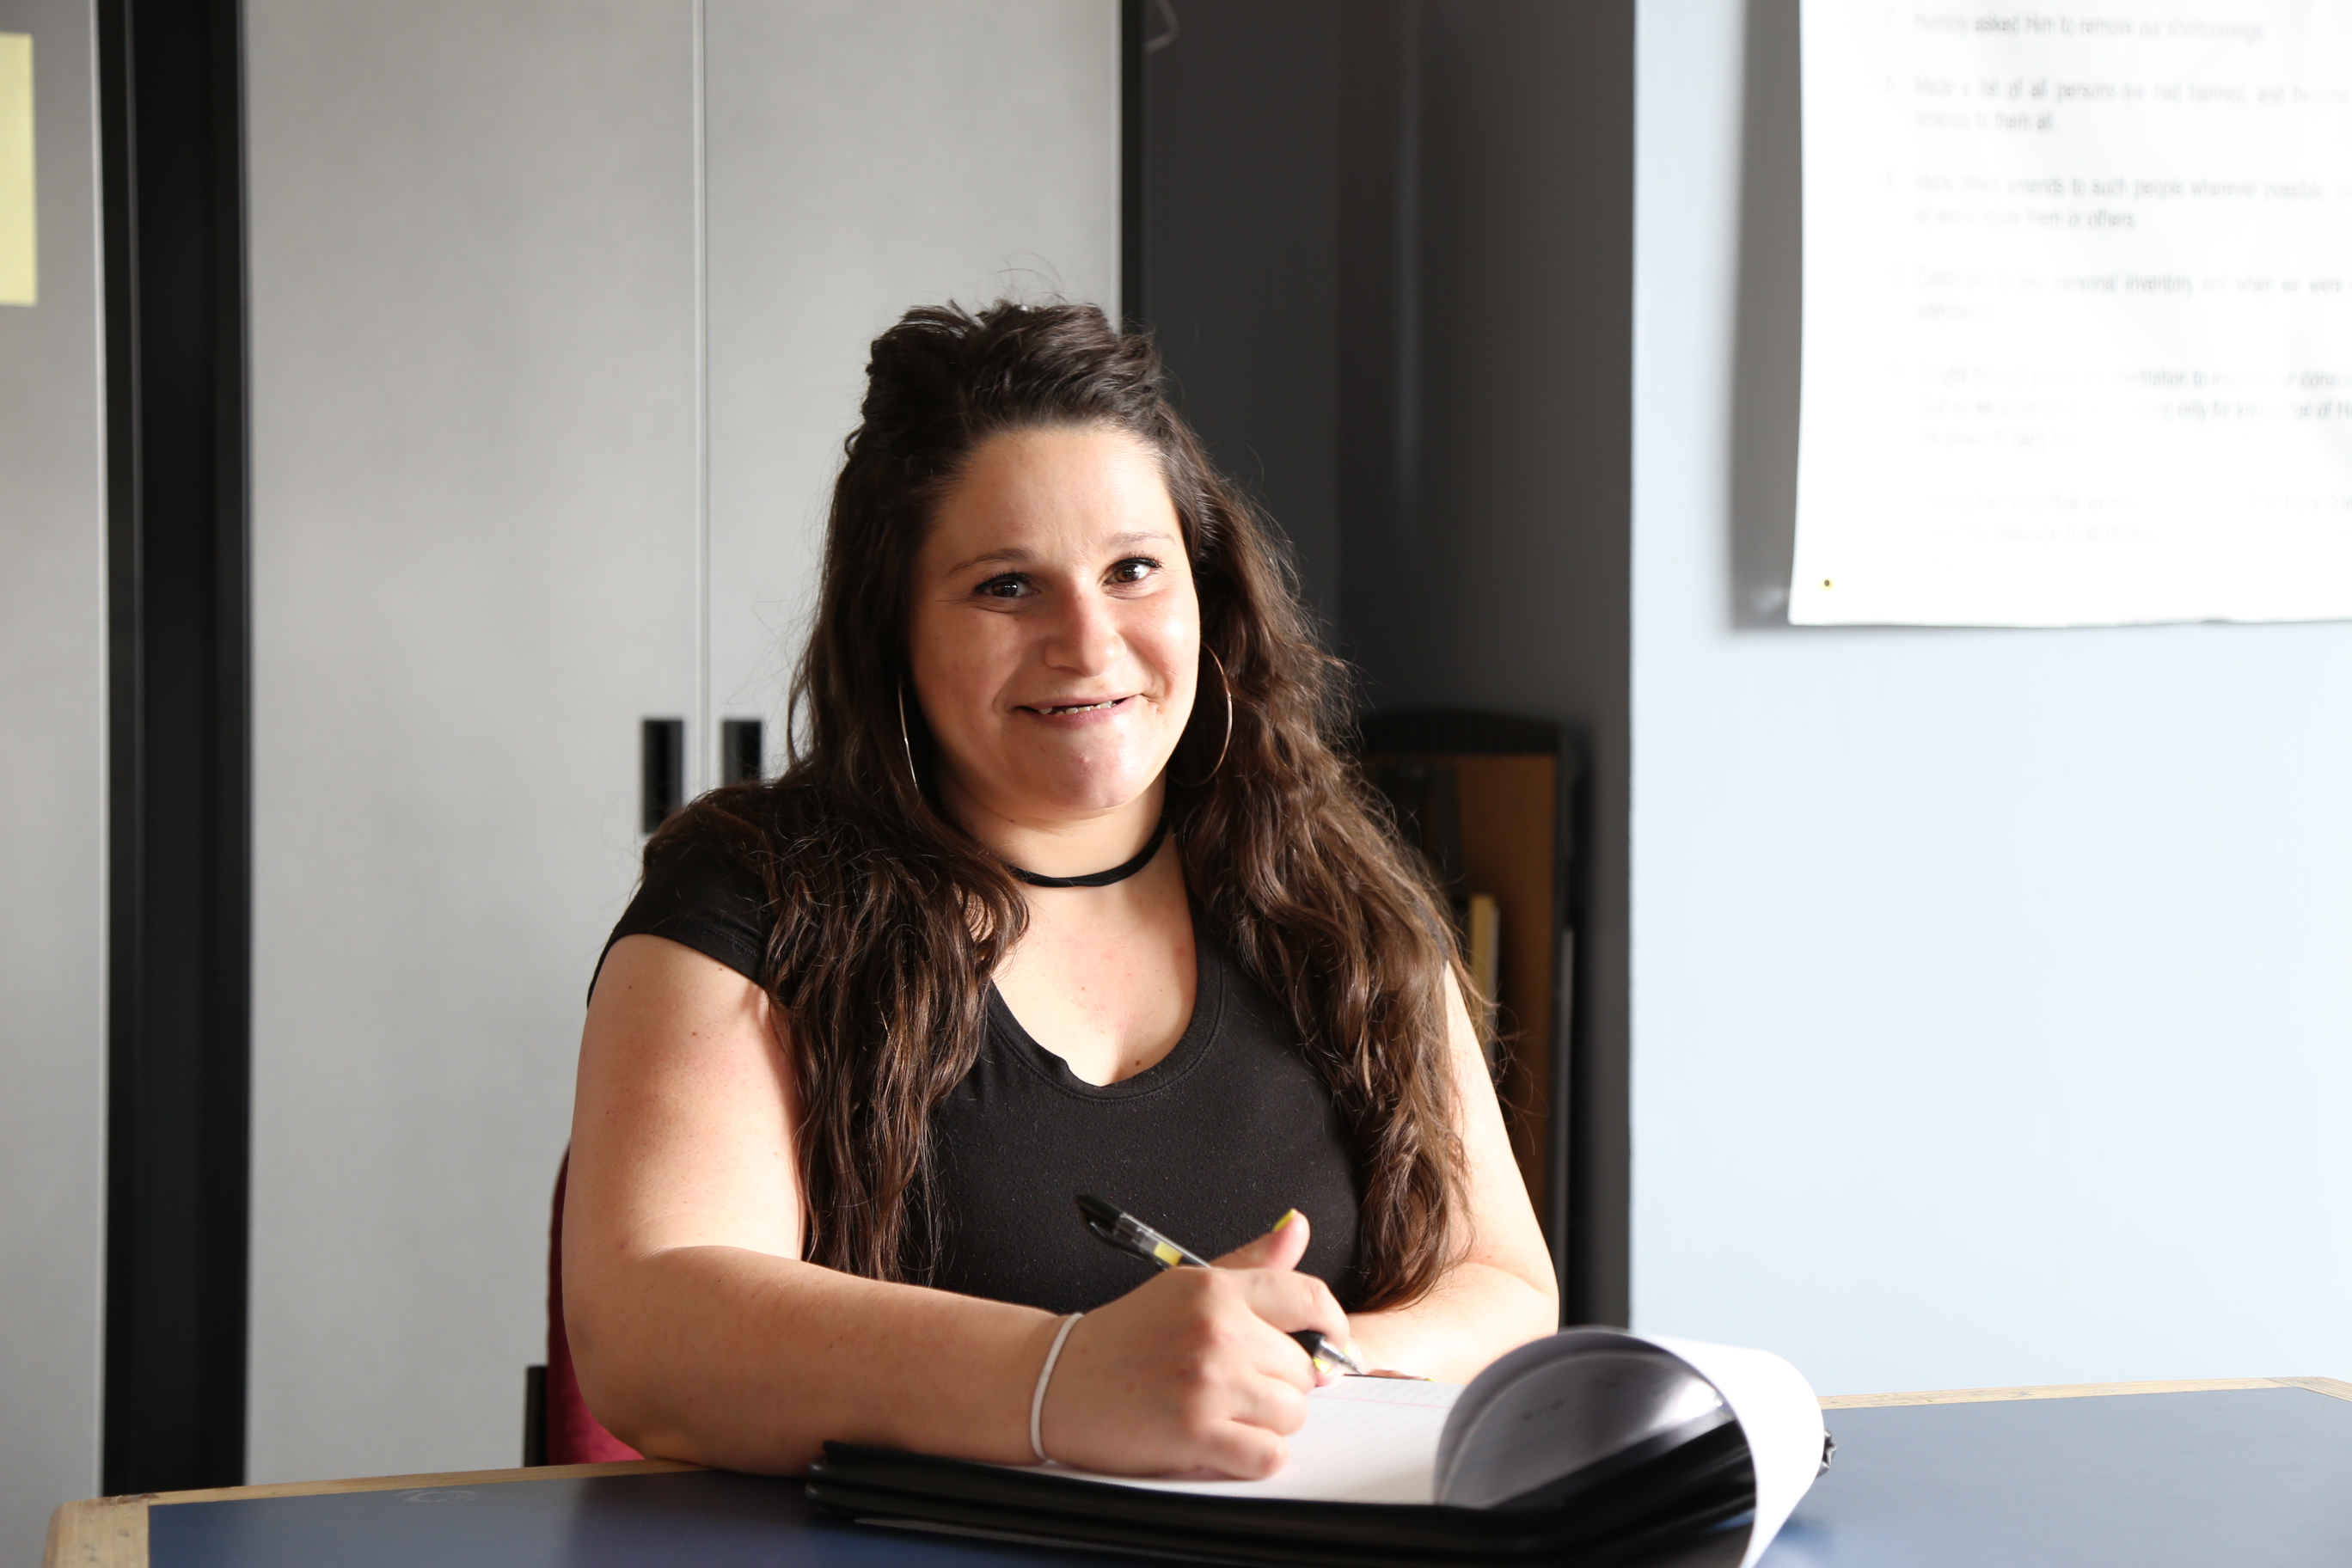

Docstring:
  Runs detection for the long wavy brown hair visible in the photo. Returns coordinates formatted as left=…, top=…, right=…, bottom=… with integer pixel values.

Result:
left=650, top=301, right=1467, bottom=1309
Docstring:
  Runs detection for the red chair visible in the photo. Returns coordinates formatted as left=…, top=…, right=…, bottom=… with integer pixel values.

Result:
left=527, top=1154, right=643, bottom=1465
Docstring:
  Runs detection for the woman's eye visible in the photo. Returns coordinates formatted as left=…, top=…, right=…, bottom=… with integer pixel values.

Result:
left=1108, top=556, right=1161, bottom=585
left=976, top=574, right=1031, bottom=599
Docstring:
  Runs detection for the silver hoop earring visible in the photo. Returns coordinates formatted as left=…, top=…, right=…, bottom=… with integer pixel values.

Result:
left=1175, top=646, right=1234, bottom=789
left=896, top=682, right=920, bottom=794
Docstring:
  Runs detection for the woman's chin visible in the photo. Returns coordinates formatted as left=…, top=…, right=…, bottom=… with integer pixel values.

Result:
left=1000, top=763, right=1167, bottom=821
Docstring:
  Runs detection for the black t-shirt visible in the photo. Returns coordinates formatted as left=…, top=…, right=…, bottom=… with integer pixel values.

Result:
left=599, top=835, right=1367, bottom=1313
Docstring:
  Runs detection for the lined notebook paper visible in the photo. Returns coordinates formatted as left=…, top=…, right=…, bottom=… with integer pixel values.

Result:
left=1034, top=1378, right=1466, bottom=1505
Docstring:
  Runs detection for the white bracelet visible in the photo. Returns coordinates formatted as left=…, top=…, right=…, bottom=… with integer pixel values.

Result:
left=1029, top=1312, right=1084, bottom=1463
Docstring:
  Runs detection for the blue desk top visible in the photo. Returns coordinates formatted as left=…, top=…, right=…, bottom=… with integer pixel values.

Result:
left=148, top=1386, right=2352, bottom=1568
left=1761, top=1386, right=2352, bottom=1567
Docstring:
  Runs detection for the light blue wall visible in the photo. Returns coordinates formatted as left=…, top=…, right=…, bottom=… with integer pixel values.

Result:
left=1630, top=0, right=2352, bottom=1395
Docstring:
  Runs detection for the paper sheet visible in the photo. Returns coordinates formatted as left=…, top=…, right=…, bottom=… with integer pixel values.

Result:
left=0, top=33, right=34, bottom=307
left=1038, top=1377, right=1463, bottom=1505
left=1027, top=1332, right=1825, bottom=1568
left=1792, top=1, right=2352, bottom=625
left=1645, top=1335, right=1827, bottom=1568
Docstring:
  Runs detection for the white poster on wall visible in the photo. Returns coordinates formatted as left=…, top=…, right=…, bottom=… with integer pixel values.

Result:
left=1792, top=3, right=2352, bottom=626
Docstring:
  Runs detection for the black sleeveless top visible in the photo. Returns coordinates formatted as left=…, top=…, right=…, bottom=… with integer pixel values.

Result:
left=598, top=836, right=1367, bottom=1314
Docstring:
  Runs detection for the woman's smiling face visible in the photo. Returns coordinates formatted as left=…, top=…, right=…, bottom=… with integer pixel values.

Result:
left=907, top=424, right=1200, bottom=827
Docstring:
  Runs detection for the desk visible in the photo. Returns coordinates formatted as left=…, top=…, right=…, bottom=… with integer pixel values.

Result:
left=47, top=1377, right=2352, bottom=1568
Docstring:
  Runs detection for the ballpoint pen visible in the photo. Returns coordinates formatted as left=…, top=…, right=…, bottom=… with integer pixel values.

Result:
left=1075, top=1193, right=1370, bottom=1376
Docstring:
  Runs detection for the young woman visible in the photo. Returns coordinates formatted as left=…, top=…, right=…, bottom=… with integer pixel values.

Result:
left=564, top=301, right=1555, bottom=1481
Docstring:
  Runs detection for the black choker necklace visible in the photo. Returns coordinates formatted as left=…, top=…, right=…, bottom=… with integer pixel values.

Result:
left=1007, top=817, right=1170, bottom=889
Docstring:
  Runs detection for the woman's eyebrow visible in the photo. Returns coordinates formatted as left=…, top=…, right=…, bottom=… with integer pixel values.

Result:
left=943, top=547, right=1034, bottom=575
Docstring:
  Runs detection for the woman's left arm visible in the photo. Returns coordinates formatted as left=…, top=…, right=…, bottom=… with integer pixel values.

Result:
left=1344, top=979, right=1560, bottom=1381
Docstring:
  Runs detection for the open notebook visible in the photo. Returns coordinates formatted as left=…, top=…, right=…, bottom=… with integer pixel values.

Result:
left=808, top=1330, right=1827, bottom=1568
left=1055, top=1375, right=1466, bottom=1505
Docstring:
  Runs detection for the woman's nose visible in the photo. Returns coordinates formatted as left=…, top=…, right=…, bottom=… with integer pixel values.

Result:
left=1041, top=588, right=1120, bottom=674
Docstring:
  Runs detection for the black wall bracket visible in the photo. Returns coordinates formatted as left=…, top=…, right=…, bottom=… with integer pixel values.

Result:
left=642, top=719, right=686, bottom=832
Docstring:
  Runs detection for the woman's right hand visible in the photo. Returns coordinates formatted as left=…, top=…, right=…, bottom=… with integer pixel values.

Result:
left=1033, top=1211, right=1351, bottom=1479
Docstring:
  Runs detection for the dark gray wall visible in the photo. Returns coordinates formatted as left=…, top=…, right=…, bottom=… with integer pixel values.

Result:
left=1142, top=0, right=1634, bottom=1321
left=1140, top=1, right=1342, bottom=632
left=1406, top=0, right=1633, bottom=1326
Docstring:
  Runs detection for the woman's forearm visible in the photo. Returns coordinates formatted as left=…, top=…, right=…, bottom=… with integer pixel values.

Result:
left=569, top=1243, right=1062, bottom=1473
left=1347, top=1260, right=1559, bottom=1384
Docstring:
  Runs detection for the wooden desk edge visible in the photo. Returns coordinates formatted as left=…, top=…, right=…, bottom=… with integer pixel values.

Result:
left=47, top=1379, right=2352, bottom=1567
left=1820, top=1374, right=2352, bottom=1409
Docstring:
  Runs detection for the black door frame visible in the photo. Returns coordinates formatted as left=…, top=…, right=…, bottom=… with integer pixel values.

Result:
left=98, top=0, right=253, bottom=1495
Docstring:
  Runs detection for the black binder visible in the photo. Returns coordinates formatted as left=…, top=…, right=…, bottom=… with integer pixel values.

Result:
left=808, top=1329, right=1824, bottom=1568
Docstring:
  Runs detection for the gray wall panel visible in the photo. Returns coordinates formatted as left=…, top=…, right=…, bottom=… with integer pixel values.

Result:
left=242, top=0, right=700, bottom=1482
left=240, top=0, right=1118, bottom=1485
left=0, top=1, right=104, bottom=1561
left=702, top=0, right=1119, bottom=767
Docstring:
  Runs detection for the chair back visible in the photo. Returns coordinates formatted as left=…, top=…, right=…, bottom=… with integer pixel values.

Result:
left=545, top=1153, right=644, bottom=1464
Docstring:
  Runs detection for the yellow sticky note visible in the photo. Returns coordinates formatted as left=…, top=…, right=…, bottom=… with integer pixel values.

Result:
left=1, top=33, right=34, bottom=307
